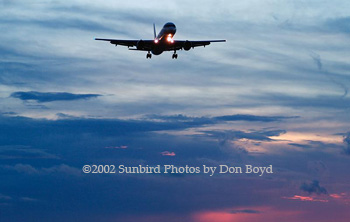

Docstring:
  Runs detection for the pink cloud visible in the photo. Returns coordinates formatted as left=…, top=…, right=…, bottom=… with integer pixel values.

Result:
left=283, top=195, right=328, bottom=202
left=192, top=207, right=302, bottom=222
left=284, top=192, right=350, bottom=204
left=330, top=193, right=342, bottom=199
left=329, top=193, right=350, bottom=204
left=161, top=151, right=176, bottom=156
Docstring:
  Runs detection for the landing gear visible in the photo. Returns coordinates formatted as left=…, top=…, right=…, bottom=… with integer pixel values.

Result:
left=146, top=52, right=152, bottom=59
left=172, top=52, right=178, bottom=59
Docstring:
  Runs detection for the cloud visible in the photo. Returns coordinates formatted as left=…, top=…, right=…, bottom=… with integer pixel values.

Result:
left=105, top=145, right=128, bottom=149
left=0, top=194, right=12, bottom=201
left=0, top=113, right=293, bottom=148
left=300, top=180, right=328, bottom=195
left=310, top=52, right=348, bottom=98
left=288, top=140, right=340, bottom=151
left=202, top=129, right=286, bottom=142
left=3, top=164, right=39, bottom=174
left=0, top=145, right=59, bottom=160
left=252, top=93, right=350, bottom=109
left=343, top=132, right=350, bottom=155
left=0, top=193, right=39, bottom=204
left=310, top=52, right=322, bottom=70
left=161, top=151, right=176, bottom=156
left=329, top=192, right=350, bottom=204
left=214, top=114, right=298, bottom=122
left=325, top=17, right=350, bottom=34
left=284, top=192, right=349, bottom=204
left=3, top=164, right=81, bottom=176
left=283, top=195, right=328, bottom=202
left=10, top=91, right=101, bottom=103
left=0, top=114, right=198, bottom=141
left=199, top=129, right=286, bottom=155
left=288, top=143, right=313, bottom=149
left=146, top=114, right=297, bottom=125
left=0, top=15, right=117, bottom=33
left=229, top=209, right=260, bottom=214
left=1, top=111, right=18, bottom=116
left=20, top=197, right=39, bottom=202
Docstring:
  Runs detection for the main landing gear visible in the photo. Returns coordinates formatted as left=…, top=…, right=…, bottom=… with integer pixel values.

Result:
left=146, top=52, right=152, bottom=59
left=172, top=51, right=178, bottom=59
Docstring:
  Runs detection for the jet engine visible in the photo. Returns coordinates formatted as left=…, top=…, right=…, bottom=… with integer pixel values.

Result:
left=183, top=40, right=192, bottom=51
left=137, top=40, right=144, bottom=50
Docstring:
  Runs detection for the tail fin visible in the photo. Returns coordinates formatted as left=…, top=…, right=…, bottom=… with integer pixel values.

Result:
left=153, top=23, right=156, bottom=39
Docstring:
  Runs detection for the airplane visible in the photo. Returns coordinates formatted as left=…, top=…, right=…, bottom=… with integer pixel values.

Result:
left=95, top=22, right=226, bottom=59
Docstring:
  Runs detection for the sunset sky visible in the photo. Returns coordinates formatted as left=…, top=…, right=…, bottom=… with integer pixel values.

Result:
left=1, top=0, right=350, bottom=221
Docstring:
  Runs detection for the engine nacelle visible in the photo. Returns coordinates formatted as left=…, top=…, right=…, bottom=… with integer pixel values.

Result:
left=183, top=40, right=192, bottom=51
left=137, top=40, right=144, bottom=50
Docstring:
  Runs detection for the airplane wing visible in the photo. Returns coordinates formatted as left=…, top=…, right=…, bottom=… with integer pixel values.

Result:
left=95, top=38, right=154, bottom=50
left=95, top=38, right=225, bottom=51
left=174, top=40, right=226, bottom=47
left=172, top=40, right=226, bottom=51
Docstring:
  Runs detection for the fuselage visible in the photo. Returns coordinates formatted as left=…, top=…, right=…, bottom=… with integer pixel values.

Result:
left=152, top=22, right=177, bottom=55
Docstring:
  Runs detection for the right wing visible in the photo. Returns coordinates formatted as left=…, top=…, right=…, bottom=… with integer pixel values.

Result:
left=95, top=38, right=153, bottom=51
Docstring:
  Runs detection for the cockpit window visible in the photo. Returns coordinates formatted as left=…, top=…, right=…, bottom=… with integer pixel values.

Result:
left=164, top=22, right=176, bottom=28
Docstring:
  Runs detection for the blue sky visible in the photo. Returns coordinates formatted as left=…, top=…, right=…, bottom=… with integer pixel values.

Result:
left=1, top=0, right=350, bottom=221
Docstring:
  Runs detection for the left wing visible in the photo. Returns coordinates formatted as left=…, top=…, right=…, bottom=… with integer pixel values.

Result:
left=95, top=38, right=154, bottom=50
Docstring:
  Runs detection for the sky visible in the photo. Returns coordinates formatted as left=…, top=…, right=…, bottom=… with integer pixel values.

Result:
left=0, top=0, right=350, bottom=221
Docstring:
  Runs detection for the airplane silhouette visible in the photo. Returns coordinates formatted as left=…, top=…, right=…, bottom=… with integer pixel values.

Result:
left=95, top=22, right=225, bottom=59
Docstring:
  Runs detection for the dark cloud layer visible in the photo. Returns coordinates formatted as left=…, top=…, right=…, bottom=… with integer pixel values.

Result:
left=0, top=113, right=290, bottom=144
left=300, top=180, right=328, bottom=195
left=0, top=113, right=348, bottom=222
left=203, top=129, right=286, bottom=142
left=214, top=114, right=297, bottom=122
left=0, top=113, right=279, bottom=221
left=147, top=114, right=297, bottom=125
left=11, top=91, right=101, bottom=102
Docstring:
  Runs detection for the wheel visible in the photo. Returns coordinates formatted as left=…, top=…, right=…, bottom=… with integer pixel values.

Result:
left=175, top=54, right=178, bottom=59
left=146, top=53, right=152, bottom=59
